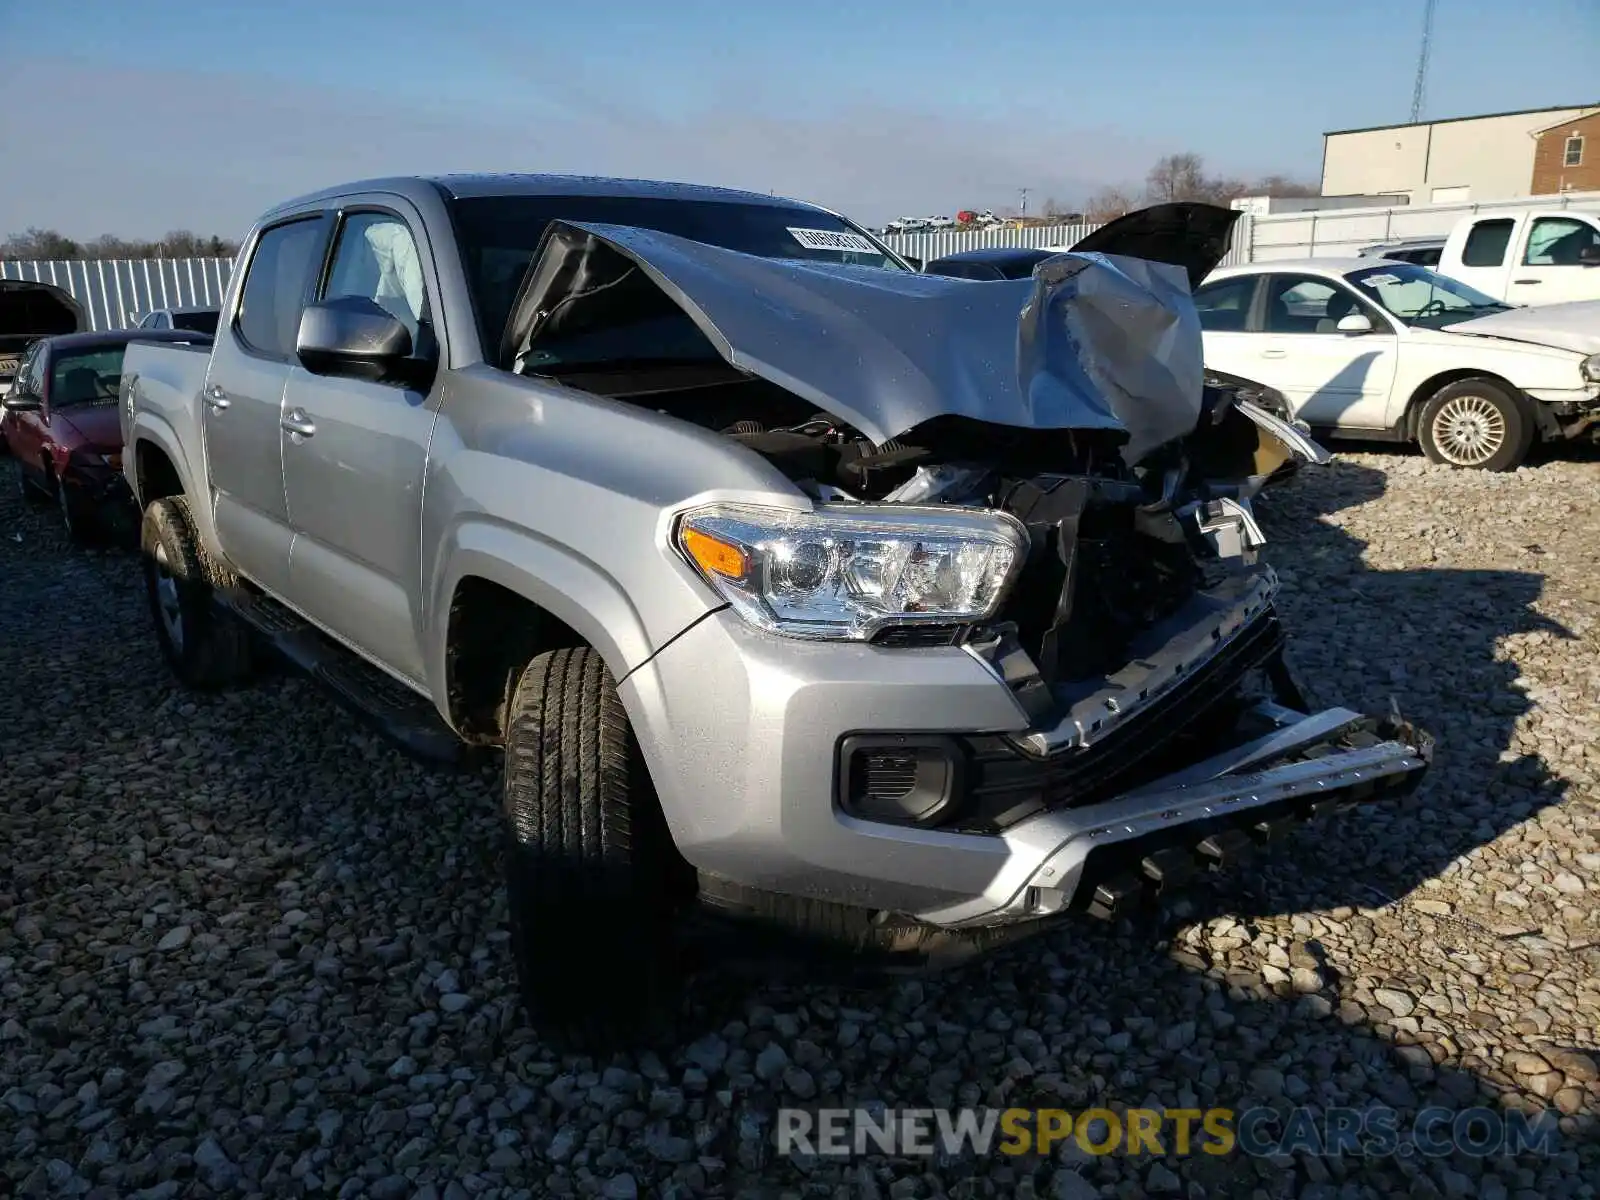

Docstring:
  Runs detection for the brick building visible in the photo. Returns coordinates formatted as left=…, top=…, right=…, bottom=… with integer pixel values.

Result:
left=1530, top=110, right=1600, bottom=195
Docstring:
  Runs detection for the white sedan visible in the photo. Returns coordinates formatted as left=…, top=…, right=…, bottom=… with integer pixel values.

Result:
left=1195, top=258, right=1600, bottom=470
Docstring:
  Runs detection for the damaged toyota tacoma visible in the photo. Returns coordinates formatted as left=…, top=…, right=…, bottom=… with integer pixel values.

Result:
left=120, top=177, right=1433, bottom=1039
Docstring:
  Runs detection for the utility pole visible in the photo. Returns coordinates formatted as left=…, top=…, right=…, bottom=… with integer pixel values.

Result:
left=1409, top=0, right=1436, bottom=124
left=1018, top=187, right=1030, bottom=217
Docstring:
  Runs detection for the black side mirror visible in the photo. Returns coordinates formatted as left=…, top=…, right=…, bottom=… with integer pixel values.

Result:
left=296, top=295, right=433, bottom=386
left=2, top=390, right=41, bottom=413
left=1579, top=244, right=1600, bottom=266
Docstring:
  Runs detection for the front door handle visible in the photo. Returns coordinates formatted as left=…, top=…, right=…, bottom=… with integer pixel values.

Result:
left=280, top=409, right=316, bottom=438
left=1261, top=349, right=1288, bottom=358
left=1513, top=278, right=1540, bottom=284
left=204, top=383, right=230, bottom=410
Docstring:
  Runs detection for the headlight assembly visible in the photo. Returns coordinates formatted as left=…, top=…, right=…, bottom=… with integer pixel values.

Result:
left=675, top=502, right=1028, bottom=640
left=1581, top=353, right=1600, bottom=384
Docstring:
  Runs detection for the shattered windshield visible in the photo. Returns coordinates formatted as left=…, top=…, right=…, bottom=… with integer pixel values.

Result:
left=451, top=194, right=907, bottom=352
left=1346, top=263, right=1511, bottom=329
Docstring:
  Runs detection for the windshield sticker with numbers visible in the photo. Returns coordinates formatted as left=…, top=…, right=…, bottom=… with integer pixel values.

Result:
left=1361, top=273, right=1401, bottom=286
left=788, top=227, right=879, bottom=254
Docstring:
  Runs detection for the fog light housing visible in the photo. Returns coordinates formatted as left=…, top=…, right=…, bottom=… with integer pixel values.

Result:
left=838, top=735, right=962, bottom=826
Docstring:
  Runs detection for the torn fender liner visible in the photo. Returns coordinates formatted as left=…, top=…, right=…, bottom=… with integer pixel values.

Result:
left=504, top=221, right=1209, bottom=464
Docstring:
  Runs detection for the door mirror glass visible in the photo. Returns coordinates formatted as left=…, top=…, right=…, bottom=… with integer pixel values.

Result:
left=295, top=295, right=427, bottom=384
left=1580, top=244, right=1600, bottom=266
left=1335, top=312, right=1374, bottom=335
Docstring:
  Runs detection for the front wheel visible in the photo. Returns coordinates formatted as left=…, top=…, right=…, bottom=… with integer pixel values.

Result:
left=14, top=458, right=45, bottom=505
left=139, top=496, right=254, bottom=689
left=1417, top=379, right=1533, bottom=471
left=501, top=646, right=691, bottom=1046
left=57, top=479, right=97, bottom=544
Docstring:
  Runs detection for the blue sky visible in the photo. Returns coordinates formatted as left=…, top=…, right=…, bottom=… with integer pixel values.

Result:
left=2, top=0, right=1595, bottom=239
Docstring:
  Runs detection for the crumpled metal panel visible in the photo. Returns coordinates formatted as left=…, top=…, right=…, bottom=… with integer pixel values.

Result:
left=527, top=221, right=1209, bottom=465
left=1019, top=252, right=1203, bottom=467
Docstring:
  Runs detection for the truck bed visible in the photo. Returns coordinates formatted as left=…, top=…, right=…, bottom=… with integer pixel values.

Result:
left=119, top=338, right=213, bottom=483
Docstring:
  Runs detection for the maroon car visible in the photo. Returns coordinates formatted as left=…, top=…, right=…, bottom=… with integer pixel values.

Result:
left=3, top=329, right=209, bottom=542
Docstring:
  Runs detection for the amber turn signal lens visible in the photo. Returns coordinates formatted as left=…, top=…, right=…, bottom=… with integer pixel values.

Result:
left=682, top=526, right=748, bottom=580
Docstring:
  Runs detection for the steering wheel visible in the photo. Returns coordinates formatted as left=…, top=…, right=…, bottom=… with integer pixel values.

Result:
left=94, top=374, right=120, bottom=400
left=1414, top=298, right=1451, bottom=318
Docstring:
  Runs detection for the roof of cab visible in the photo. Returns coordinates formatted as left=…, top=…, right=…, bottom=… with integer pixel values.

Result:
left=265, top=173, right=832, bottom=218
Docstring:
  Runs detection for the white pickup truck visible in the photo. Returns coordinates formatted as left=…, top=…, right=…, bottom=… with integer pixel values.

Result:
left=1434, top=208, right=1600, bottom=305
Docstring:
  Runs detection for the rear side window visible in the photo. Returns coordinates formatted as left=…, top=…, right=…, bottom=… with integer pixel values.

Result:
left=1460, top=219, right=1514, bottom=268
left=235, top=218, right=327, bottom=359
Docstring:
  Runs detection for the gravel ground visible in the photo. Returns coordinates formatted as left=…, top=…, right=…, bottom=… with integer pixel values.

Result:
left=2, top=449, right=1598, bottom=1200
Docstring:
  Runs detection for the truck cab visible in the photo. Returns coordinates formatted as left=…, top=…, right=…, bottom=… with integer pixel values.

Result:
left=1438, top=209, right=1600, bottom=305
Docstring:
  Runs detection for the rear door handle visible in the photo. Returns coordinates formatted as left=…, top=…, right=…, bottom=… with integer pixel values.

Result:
left=1261, top=349, right=1288, bottom=359
left=1513, top=278, right=1540, bottom=284
left=280, top=409, right=316, bottom=438
left=204, top=383, right=230, bottom=410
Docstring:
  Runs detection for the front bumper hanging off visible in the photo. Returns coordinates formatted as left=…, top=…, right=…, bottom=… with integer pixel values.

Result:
left=915, top=699, right=1432, bottom=929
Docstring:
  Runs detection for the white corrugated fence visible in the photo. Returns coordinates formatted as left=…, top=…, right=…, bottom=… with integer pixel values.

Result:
left=1, top=257, right=235, bottom=332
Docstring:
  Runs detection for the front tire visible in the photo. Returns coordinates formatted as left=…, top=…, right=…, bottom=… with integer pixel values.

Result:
left=139, top=496, right=254, bottom=689
left=57, top=479, right=97, bottom=544
left=1417, top=378, right=1533, bottom=471
left=501, top=646, right=689, bottom=1046
left=14, top=458, right=44, bottom=505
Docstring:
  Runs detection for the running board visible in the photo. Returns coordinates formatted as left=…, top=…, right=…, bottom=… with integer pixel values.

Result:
left=219, top=591, right=466, bottom=766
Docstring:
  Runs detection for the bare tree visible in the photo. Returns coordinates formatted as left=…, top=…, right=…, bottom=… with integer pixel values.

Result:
left=1084, top=186, right=1137, bottom=222
left=1251, top=173, right=1320, bottom=198
left=1142, top=154, right=1318, bottom=207
left=1145, top=153, right=1210, bottom=203
left=0, top=227, right=237, bottom=261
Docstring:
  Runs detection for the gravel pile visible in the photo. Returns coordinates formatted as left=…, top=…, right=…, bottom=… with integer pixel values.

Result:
left=2, top=449, right=1597, bottom=1199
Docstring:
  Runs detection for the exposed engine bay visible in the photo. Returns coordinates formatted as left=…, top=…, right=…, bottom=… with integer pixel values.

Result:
left=503, top=207, right=1330, bottom=709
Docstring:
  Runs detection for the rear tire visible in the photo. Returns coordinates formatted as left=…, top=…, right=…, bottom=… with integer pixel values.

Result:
left=1417, top=378, right=1532, bottom=472
left=501, top=646, right=688, bottom=1046
left=139, top=496, right=254, bottom=689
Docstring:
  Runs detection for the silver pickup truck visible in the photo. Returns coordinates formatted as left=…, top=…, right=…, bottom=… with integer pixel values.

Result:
left=119, top=177, right=1432, bottom=1042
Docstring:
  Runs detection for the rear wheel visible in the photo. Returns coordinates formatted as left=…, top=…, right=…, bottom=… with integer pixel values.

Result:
left=139, top=496, right=254, bottom=688
left=1417, top=378, right=1533, bottom=471
left=501, top=646, right=690, bottom=1046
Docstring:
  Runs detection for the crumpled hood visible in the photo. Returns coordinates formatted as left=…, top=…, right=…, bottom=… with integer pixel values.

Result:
left=1447, top=299, right=1600, bottom=355
left=505, top=221, right=1207, bottom=465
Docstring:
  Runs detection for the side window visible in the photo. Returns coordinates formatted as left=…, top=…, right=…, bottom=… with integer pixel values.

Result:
left=1263, top=275, right=1366, bottom=335
left=1565, top=135, right=1584, bottom=168
left=1461, top=219, right=1514, bottom=268
left=1193, top=276, right=1257, bottom=332
left=235, top=217, right=327, bottom=359
left=1523, top=217, right=1600, bottom=266
left=321, top=212, right=428, bottom=342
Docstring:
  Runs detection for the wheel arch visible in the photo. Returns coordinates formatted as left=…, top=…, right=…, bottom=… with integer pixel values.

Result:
left=1401, top=369, right=1538, bottom=441
left=432, top=526, right=668, bottom=746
